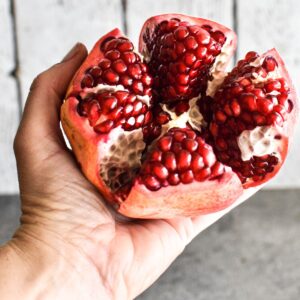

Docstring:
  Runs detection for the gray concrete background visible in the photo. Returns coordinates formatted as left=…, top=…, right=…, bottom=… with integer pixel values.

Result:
left=1, top=190, right=300, bottom=300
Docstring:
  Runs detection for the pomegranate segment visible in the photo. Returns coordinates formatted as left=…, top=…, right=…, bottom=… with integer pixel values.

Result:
left=137, top=128, right=227, bottom=192
left=140, top=14, right=237, bottom=104
left=210, top=49, right=296, bottom=186
left=61, top=14, right=297, bottom=218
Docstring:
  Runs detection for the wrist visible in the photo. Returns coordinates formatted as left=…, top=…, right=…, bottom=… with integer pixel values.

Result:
left=0, top=226, right=113, bottom=300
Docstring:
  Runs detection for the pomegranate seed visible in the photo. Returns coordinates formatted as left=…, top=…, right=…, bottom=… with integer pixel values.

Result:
left=211, top=162, right=224, bottom=178
left=256, top=98, right=273, bottom=114
left=180, top=170, right=194, bottom=184
left=183, top=138, right=198, bottom=152
left=216, top=138, right=228, bottom=151
left=103, top=38, right=119, bottom=51
left=117, top=40, right=134, bottom=52
left=262, top=56, right=277, bottom=72
left=177, top=150, right=192, bottom=171
left=267, top=112, right=283, bottom=126
left=174, top=27, right=189, bottom=40
left=175, top=102, right=190, bottom=115
left=105, top=50, right=120, bottom=61
left=128, top=64, right=142, bottom=79
left=245, top=51, right=259, bottom=61
left=265, top=80, right=281, bottom=92
left=99, top=59, right=111, bottom=69
left=121, top=52, right=136, bottom=64
left=191, top=153, right=204, bottom=173
left=184, top=36, right=198, bottom=50
left=174, top=131, right=187, bottom=142
left=176, top=74, right=189, bottom=85
left=152, top=162, right=169, bottom=180
left=175, top=42, right=186, bottom=55
left=199, top=147, right=216, bottom=167
left=150, top=149, right=162, bottom=161
left=94, top=119, right=114, bottom=133
left=89, top=66, right=102, bottom=78
left=141, top=74, right=152, bottom=86
left=168, top=173, right=180, bottom=185
left=183, top=52, right=196, bottom=66
left=132, top=81, right=144, bottom=94
left=194, top=168, right=211, bottom=181
left=120, top=75, right=133, bottom=87
left=211, top=31, right=226, bottom=44
left=241, top=94, right=257, bottom=111
left=81, top=74, right=94, bottom=88
left=253, top=113, right=266, bottom=125
left=135, top=114, right=145, bottom=126
left=143, top=175, right=161, bottom=191
left=215, top=111, right=227, bottom=123
left=158, top=136, right=173, bottom=152
left=195, top=29, right=210, bottom=44
left=112, top=60, right=127, bottom=73
left=171, top=142, right=182, bottom=154
left=101, top=96, right=118, bottom=113
left=103, top=69, right=119, bottom=84
left=110, top=107, right=122, bottom=120
left=162, top=152, right=177, bottom=172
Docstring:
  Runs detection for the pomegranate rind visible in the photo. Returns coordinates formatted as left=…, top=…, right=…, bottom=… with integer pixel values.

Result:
left=139, top=13, right=237, bottom=73
left=119, top=170, right=243, bottom=218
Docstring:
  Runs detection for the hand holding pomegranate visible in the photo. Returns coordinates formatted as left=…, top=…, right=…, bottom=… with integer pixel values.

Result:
left=0, top=42, right=254, bottom=300
left=0, top=14, right=297, bottom=300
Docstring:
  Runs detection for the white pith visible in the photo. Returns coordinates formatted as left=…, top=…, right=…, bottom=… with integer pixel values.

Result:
left=237, top=126, right=282, bottom=161
left=237, top=57, right=284, bottom=162
left=206, top=37, right=233, bottom=97
left=99, top=127, right=145, bottom=191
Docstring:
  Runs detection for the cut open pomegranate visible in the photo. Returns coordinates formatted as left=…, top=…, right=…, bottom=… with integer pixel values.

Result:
left=61, top=14, right=298, bottom=218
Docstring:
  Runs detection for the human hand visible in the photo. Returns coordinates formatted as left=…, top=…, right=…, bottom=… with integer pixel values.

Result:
left=2, top=43, right=257, bottom=300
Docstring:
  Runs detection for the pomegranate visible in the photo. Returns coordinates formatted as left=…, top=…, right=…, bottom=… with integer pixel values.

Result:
left=61, top=14, right=298, bottom=218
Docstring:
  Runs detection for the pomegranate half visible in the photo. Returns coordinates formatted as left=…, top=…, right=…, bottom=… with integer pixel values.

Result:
left=61, top=14, right=298, bottom=218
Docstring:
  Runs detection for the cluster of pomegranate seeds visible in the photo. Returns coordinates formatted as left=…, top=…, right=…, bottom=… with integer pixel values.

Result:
left=81, top=37, right=153, bottom=96
left=210, top=52, right=293, bottom=183
left=143, top=18, right=226, bottom=103
left=77, top=90, right=152, bottom=133
left=139, top=128, right=226, bottom=191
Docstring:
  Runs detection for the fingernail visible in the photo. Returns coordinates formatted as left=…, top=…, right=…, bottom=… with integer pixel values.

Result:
left=62, top=43, right=81, bottom=62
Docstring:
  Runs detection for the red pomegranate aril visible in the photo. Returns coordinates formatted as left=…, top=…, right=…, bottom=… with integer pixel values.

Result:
left=256, top=98, right=273, bottom=114
left=132, top=81, right=144, bottom=94
left=158, top=136, right=173, bottom=151
left=94, top=119, right=114, bottom=133
left=162, top=152, right=177, bottom=171
left=173, top=131, right=187, bottom=142
left=211, top=162, right=224, bottom=178
left=184, top=36, right=198, bottom=50
left=168, top=173, right=180, bottom=185
left=253, top=113, right=266, bottom=125
left=143, top=175, right=161, bottom=191
left=174, top=27, right=189, bottom=40
left=118, top=40, right=134, bottom=52
left=99, top=59, right=111, bottom=69
left=176, top=74, right=190, bottom=85
left=112, top=60, right=127, bottom=73
left=199, top=147, right=216, bottom=167
left=267, top=112, right=283, bottom=126
left=152, top=162, right=169, bottom=180
left=194, top=168, right=211, bottom=181
left=180, top=170, right=194, bottom=184
left=177, top=150, right=192, bottom=171
left=150, top=149, right=162, bottom=161
left=105, top=50, right=121, bottom=61
left=183, top=138, right=198, bottom=152
left=245, top=51, right=259, bottom=61
left=215, top=111, right=227, bottom=123
left=184, top=52, right=197, bottom=66
left=81, top=74, right=94, bottom=88
left=103, top=69, right=119, bottom=84
left=262, top=56, right=277, bottom=72
left=191, top=152, right=204, bottom=172
left=141, top=74, right=153, bottom=86
left=120, top=75, right=133, bottom=87
left=101, top=96, right=118, bottom=113
left=122, top=52, right=136, bottom=64
left=241, top=94, right=257, bottom=111
left=195, top=29, right=210, bottom=44
left=89, top=66, right=102, bottom=78
left=128, top=64, right=142, bottom=79
left=265, top=80, right=281, bottom=92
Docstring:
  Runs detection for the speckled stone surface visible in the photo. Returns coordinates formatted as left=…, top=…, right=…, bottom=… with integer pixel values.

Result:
left=1, top=191, right=300, bottom=299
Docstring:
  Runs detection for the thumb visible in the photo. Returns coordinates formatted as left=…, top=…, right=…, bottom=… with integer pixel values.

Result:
left=14, top=43, right=87, bottom=157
